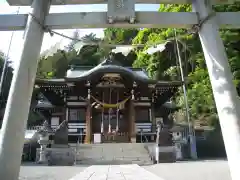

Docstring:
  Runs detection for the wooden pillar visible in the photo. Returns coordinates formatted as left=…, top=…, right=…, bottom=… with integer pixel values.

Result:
left=84, top=89, right=92, bottom=144
left=84, top=100, right=92, bottom=143
left=129, top=90, right=136, bottom=143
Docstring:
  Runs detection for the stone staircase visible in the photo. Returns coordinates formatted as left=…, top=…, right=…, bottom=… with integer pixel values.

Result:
left=71, top=143, right=152, bottom=165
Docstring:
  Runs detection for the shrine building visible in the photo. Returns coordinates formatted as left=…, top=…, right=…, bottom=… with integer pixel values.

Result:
left=34, top=59, right=182, bottom=144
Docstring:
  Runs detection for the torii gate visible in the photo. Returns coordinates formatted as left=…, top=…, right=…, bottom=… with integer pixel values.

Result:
left=0, top=0, right=240, bottom=179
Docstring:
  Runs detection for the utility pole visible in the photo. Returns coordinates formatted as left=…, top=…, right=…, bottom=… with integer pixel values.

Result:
left=174, top=30, right=197, bottom=160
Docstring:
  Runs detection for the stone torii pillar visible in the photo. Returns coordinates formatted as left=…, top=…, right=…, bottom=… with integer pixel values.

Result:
left=0, top=0, right=50, bottom=179
left=192, top=0, right=240, bottom=180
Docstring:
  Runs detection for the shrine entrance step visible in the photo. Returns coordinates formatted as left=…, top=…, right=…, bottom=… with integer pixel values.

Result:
left=74, top=143, right=152, bottom=165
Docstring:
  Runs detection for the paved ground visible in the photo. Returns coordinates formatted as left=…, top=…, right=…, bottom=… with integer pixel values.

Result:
left=143, top=160, right=231, bottom=180
left=69, top=164, right=162, bottom=180
left=19, top=160, right=231, bottom=180
left=19, top=164, right=88, bottom=180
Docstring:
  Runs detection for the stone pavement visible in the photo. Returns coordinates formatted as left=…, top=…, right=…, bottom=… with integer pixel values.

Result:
left=144, top=159, right=231, bottom=180
left=69, top=164, right=164, bottom=180
left=19, top=160, right=231, bottom=180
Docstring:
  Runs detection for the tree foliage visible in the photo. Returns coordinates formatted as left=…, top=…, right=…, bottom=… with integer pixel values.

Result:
left=132, top=3, right=240, bottom=126
left=104, top=28, right=139, bottom=45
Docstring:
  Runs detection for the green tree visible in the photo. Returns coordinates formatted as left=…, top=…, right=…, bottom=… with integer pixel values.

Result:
left=133, top=3, right=240, bottom=126
left=104, top=28, right=139, bottom=45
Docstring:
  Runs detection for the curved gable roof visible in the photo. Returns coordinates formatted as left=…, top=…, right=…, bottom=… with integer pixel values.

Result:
left=65, top=58, right=151, bottom=83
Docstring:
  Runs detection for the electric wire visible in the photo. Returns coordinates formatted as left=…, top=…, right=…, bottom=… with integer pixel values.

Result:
left=29, top=11, right=215, bottom=50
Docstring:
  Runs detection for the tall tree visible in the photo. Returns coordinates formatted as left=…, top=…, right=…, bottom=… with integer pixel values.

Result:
left=133, top=3, right=240, bottom=126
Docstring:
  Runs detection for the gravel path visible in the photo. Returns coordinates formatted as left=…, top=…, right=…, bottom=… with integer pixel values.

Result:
left=19, top=160, right=231, bottom=180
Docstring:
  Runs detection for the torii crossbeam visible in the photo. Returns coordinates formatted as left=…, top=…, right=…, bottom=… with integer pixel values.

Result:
left=5, top=0, right=240, bottom=5
left=0, top=12, right=240, bottom=30
left=0, top=0, right=240, bottom=180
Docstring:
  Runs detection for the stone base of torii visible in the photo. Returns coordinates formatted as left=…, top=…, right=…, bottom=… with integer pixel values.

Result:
left=0, top=0, right=240, bottom=180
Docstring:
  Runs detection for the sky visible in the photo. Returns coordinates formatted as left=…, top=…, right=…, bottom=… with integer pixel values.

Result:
left=0, top=0, right=159, bottom=68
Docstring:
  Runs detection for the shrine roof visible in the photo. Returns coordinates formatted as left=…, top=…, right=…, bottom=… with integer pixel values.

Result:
left=35, top=59, right=184, bottom=88
left=66, top=66, right=149, bottom=80
left=65, top=59, right=151, bottom=82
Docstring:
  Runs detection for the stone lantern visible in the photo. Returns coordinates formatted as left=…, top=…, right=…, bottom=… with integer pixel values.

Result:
left=37, top=120, right=53, bottom=164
